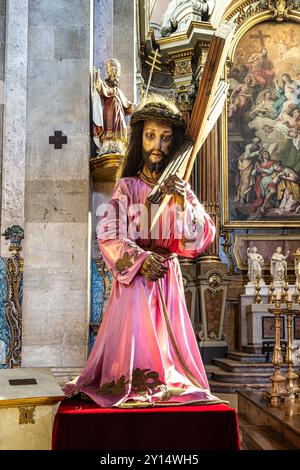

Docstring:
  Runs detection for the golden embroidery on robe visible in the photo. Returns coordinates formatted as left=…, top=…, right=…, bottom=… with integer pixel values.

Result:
left=99, top=368, right=163, bottom=396
left=160, top=386, right=185, bottom=402
left=115, top=250, right=140, bottom=274
left=99, top=375, right=128, bottom=396
left=131, top=368, right=163, bottom=393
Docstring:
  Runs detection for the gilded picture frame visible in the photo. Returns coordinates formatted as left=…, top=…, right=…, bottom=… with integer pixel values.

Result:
left=221, top=12, right=300, bottom=228
left=233, top=233, right=300, bottom=271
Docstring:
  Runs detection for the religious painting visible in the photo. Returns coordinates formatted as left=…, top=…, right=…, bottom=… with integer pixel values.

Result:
left=222, top=21, right=300, bottom=227
left=262, top=316, right=285, bottom=340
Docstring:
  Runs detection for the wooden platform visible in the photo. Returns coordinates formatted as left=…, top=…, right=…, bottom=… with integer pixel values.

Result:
left=238, top=390, right=300, bottom=450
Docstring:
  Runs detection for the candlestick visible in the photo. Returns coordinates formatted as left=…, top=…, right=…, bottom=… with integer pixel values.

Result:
left=283, top=278, right=289, bottom=303
left=265, top=304, right=289, bottom=405
left=268, top=276, right=275, bottom=304
left=296, top=283, right=300, bottom=304
left=284, top=306, right=300, bottom=399
left=254, top=275, right=262, bottom=304
left=276, top=289, right=282, bottom=301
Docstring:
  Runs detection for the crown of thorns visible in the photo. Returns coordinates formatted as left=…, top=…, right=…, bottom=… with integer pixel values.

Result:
left=130, top=102, right=186, bottom=130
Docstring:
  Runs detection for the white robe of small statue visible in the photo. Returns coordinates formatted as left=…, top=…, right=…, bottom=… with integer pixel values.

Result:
left=294, top=247, right=300, bottom=284
left=270, top=247, right=289, bottom=283
left=247, top=246, right=264, bottom=284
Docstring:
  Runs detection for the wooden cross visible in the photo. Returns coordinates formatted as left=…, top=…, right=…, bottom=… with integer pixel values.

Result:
left=141, top=21, right=235, bottom=232
left=249, top=29, right=271, bottom=48
left=49, top=131, right=67, bottom=149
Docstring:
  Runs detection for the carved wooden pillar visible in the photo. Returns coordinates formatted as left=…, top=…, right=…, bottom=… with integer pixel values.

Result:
left=197, top=124, right=220, bottom=261
left=2, top=225, right=24, bottom=367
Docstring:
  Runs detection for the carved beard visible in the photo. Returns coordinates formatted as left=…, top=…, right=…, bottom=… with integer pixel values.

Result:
left=142, top=149, right=170, bottom=174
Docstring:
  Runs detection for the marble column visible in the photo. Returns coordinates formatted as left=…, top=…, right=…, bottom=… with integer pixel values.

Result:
left=93, top=0, right=113, bottom=75
left=0, top=0, right=28, bottom=257
left=93, top=0, right=136, bottom=101
left=22, top=0, right=90, bottom=371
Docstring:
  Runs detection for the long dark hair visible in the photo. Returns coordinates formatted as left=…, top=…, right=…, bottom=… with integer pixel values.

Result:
left=119, top=121, right=186, bottom=179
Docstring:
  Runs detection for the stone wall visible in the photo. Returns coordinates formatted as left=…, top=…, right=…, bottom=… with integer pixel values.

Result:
left=113, top=0, right=136, bottom=102
left=22, top=0, right=90, bottom=368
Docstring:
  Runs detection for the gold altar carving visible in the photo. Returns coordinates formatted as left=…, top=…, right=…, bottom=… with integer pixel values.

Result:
left=18, top=406, right=35, bottom=425
left=268, top=0, right=295, bottom=22
left=208, top=273, right=222, bottom=299
left=220, top=228, right=235, bottom=273
left=2, top=226, right=24, bottom=368
left=90, top=153, right=123, bottom=182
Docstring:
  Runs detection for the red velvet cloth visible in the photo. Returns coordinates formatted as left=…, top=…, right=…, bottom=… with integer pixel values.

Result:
left=52, top=399, right=240, bottom=450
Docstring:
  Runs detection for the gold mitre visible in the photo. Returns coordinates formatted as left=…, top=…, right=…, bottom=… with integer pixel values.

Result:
left=106, top=58, right=121, bottom=71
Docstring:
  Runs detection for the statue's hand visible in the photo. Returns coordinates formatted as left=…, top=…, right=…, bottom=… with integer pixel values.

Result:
left=93, top=67, right=102, bottom=90
left=160, top=174, right=187, bottom=210
left=140, top=253, right=168, bottom=282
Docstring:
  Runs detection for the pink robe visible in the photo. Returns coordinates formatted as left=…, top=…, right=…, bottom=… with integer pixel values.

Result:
left=63, top=176, right=220, bottom=407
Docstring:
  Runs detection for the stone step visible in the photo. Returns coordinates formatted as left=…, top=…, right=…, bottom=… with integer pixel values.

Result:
left=213, top=358, right=289, bottom=373
left=212, top=370, right=271, bottom=384
left=241, top=424, right=298, bottom=450
left=209, top=380, right=268, bottom=394
left=239, top=390, right=300, bottom=448
left=227, top=352, right=267, bottom=363
left=205, top=364, right=222, bottom=380
left=237, top=417, right=252, bottom=450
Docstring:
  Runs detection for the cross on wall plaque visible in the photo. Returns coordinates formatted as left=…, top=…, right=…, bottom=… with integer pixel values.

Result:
left=49, top=130, right=68, bottom=149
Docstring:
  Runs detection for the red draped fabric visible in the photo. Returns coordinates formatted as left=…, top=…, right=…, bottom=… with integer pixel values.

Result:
left=52, top=399, right=240, bottom=450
